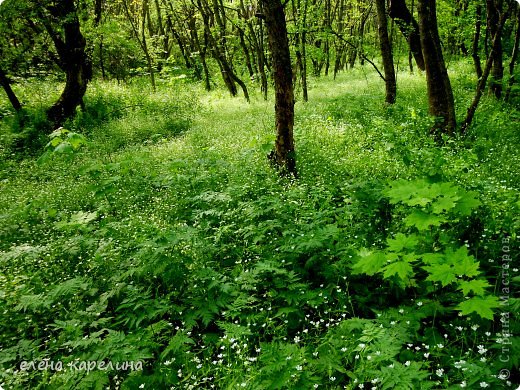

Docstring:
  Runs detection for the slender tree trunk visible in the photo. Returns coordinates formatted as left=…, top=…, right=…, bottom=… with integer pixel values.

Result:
left=324, top=0, right=331, bottom=76
left=417, top=0, right=456, bottom=136
left=389, top=0, right=425, bottom=71
left=154, top=0, right=169, bottom=58
left=408, top=0, right=414, bottom=73
left=462, top=4, right=513, bottom=132
left=43, top=0, right=92, bottom=127
left=486, top=0, right=504, bottom=98
left=333, top=0, right=345, bottom=79
left=0, top=66, right=22, bottom=112
left=122, top=0, right=156, bottom=92
left=376, top=0, right=396, bottom=104
left=259, top=0, right=297, bottom=176
left=472, top=4, right=483, bottom=79
left=187, top=16, right=211, bottom=90
left=505, top=7, right=520, bottom=101
left=301, top=0, right=308, bottom=101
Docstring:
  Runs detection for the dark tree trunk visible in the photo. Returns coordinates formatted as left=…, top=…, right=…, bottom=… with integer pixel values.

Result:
left=472, top=4, right=483, bottom=79
left=186, top=15, right=211, bottom=90
left=376, top=0, right=396, bottom=104
left=154, top=0, right=169, bottom=58
left=462, top=4, right=512, bottom=133
left=505, top=8, right=520, bottom=101
left=0, top=66, right=22, bottom=112
left=292, top=0, right=308, bottom=102
left=389, top=0, right=425, bottom=71
left=408, top=0, right=414, bottom=73
left=487, top=0, right=504, bottom=98
left=122, top=0, right=156, bottom=92
left=44, top=0, right=92, bottom=127
left=260, top=0, right=297, bottom=176
left=197, top=0, right=249, bottom=101
left=417, top=0, right=456, bottom=136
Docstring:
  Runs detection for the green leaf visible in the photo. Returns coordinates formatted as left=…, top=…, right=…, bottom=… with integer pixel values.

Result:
left=387, top=233, right=419, bottom=252
left=431, top=194, right=460, bottom=214
left=421, top=253, right=444, bottom=265
left=456, top=295, right=500, bottom=320
left=384, top=179, right=421, bottom=204
left=54, top=142, right=74, bottom=154
left=448, top=247, right=480, bottom=277
left=352, top=251, right=387, bottom=276
left=424, top=263, right=457, bottom=287
left=457, top=279, right=491, bottom=296
left=453, top=191, right=481, bottom=216
left=67, top=132, right=87, bottom=149
left=382, top=261, right=414, bottom=281
left=404, top=210, right=446, bottom=230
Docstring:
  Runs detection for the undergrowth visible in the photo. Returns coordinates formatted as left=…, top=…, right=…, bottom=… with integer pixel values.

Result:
left=0, top=64, right=518, bottom=389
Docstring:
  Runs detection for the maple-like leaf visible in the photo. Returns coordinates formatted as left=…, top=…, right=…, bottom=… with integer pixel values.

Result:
left=457, top=279, right=491, bottom=296
left=456, top=296, right=500, bottom=320
left=404, top=210, right=446, bottom=230
left=383, top=261, right=414, bottom=281
left=424, top=264, right=457, bottom=287
left=352, top=251, right=387, bottom=276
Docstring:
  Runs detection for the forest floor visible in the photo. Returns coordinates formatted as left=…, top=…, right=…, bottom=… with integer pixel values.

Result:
left=0, top=64, right=519, bottom=389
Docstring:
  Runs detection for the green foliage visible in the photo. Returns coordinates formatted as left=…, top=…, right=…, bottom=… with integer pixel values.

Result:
left=0, top=68, right=518, bottom=389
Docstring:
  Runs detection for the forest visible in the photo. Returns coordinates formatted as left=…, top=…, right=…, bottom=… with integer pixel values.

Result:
left=0, top=0, right=519, bottom=388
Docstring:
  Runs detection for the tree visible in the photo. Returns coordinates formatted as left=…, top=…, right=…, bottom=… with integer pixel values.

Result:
left=375, top=0, right=396, bottom=104
left=389, top=0, right=425, bottom=71
left=259, top=0, right=297, bottom=176
left=486, top=0, right=504, bottom=98
left=417, top=0, right=456, bottom=136
left=0, top=64, right=22, bottom=112
left=461, top=2, right=513, bottom=133
left=39, top=0, right=92, bottom=127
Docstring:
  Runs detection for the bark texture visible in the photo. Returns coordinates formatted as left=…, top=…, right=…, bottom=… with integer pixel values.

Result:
left=0, top=66, right=22, bottom=112
left=260, top=0, right=297, bottom=176
left=486, top=0, right=504, bottom=98
left=417, top=0, right=456, bottom=136
left=389, top=0, right=425, bottom=71
left=375, top=0, right=396, bottom=104
left=44, top=0, right=92, bottom=127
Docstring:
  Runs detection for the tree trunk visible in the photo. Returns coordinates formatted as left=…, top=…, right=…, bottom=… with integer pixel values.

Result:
left=44, top=0, right=92, bottom=127
left=472, top=4, right=483, bottom=79
left=260, top=0, right=297, bottom=177
left=389, top=0, right=425, bottom=71
left=154, top=0, right=169, bottom=58
left=417, top=0, right=456, bottom=136
left=0, top=65, right=22, bottom=112
left=408, top=0, right=414, bottom=73
left=122, top=0, right=156, bottom=92
left=376, top=0, right=397, bottom=104
left=505, top=7, right=520, bottom=101
left=462, top=4, right=512, bottom=133
left=487, top=0, right=504, bottom=98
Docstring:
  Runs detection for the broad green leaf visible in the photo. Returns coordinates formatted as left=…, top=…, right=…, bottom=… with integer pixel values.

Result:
left=387, top=233, right=419, bottom=252
left=383, top=261, right=414, bottom=281
left=431, top=194, right=460, bottom=214
left=67, top=132, right=87, bottom=149
left=421, top=253, right=445, bottom=265
left=404, top=210, right=446, bottom=230
left=384, top=179, right=421, bottom=204
left=424, top=264, right=457, bottom=287
left=453, top=191, right=481, bottom=216
left=448, top=247, right=480, bottom=277
left=352, top=251, right=387, bottom=276
left=456, top=295, right=500, bottom=320
left=457, top=279, right=491, bottom=296
left=54, top=142, right=74, bottom=154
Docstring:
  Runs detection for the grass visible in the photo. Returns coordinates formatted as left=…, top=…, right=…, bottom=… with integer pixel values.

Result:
left=0, top=63, right=519, bottom=389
